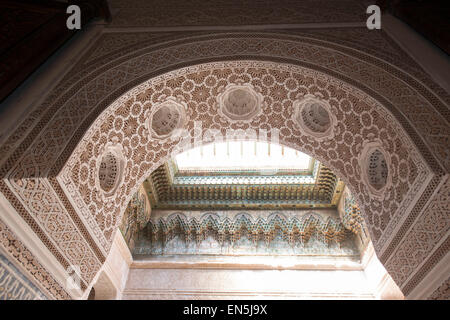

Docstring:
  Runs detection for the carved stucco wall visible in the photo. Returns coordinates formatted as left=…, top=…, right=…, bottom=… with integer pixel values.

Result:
left=338, top=186, right=369, bottom=242
left=135, top=210, right=358, bottom=257
left=428, top=277, right=450, bottom=300
left=0, top=28, right=448, bottom=299
left=0, top=253, right=47, bottom=300
left=119, top=186, right=151, bottom=251
left=0, top=220, right=70, bottom=300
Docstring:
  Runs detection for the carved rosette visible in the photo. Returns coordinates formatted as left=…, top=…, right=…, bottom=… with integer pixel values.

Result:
left=217, top=83, right=264, bottom=122
left=96, top=138, right=126, bottom=198
left=145, top=96, right=188, bottom=140
left=358, top=141, right=392, bottom=200
left=48, top=60, right=433, bottom=291
left=292, top=94, right=337, bottom=141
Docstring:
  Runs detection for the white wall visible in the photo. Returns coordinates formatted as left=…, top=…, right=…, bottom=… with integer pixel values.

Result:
left=121, top=246, right=403, bottom=300
left=123, top=268, right=374, bottom=299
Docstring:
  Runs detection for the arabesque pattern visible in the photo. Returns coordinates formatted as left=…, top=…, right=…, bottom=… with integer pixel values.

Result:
left=0, top=31, right=447, bottom=298
left=145, top=211, right=350, bottom=246
left=64, top=61, right=427, bottom=253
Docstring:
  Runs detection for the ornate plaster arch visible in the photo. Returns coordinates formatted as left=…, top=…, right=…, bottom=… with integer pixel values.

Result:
left=0, top=32, right=448, bottom=299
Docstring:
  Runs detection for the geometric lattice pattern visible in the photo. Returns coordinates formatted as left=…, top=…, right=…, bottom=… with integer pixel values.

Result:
left=0, top=25, right=447, bottom=299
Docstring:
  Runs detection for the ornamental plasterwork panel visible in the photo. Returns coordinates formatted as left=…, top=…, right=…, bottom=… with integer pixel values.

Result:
left=0, top=31, right=447, bottom=297
left=144, top=96, right=188, bottom=139
left=96, top=138, right=126, bottom=198
left=3, top=177, right=101, bottom=288
left=119, top=186, right=151, bottom=252
left=428, top=277, right=450, bottom=300
left=1, top=32, right=447, bottom=174
left=61, top=60, right=429, bottom=256
left=133, top=210, right=358, bottom=257
left=358, top=141, right=392, bottom=201
left=0, top=218, right=70, bottom=300
left=145, top=161, right=342, bottom=210
left=28, top=59, right=435, bottom=289
left=216, top=83, right=264, bottom=123
left=59, top=59, right=436, bottom=290
left=292, top=94, right=337, bottom=141
left=0, top=253, right=47, bottom=300
left=384, top=176, right=450, bottom=295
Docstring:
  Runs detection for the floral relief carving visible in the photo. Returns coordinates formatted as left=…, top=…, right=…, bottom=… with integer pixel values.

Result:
left=63, top=61, right=428, bottom=259
left=0, top=218, right=71, bottom=300
left=96, top=138, right=126, bottom=198
left=0, top=31, right=447, bottom=298
left=292, top=94, right=337, bottom=141
left=428, top=277, right=450, bottom=300
left=217, top=83, right=264, bottom=122
left=358, top=141, right=392, bottom=201
left=145, top=97, right=188, bottom=139
left=385, top=177, right=450, bottom=291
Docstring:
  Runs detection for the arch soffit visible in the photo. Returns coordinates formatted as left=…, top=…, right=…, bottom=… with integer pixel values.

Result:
left=2, top=32, right=445, bottom=296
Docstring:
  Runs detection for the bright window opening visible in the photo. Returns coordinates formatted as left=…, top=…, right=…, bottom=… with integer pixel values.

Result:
left=175, top=141, right=312, bottom=172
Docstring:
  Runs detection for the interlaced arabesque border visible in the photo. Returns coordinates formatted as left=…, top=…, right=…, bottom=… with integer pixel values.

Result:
left=0, top=32, right=448, bottom=298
